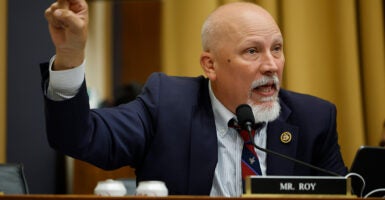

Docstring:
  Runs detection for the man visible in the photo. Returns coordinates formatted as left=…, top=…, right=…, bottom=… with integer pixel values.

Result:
left=43, top=0, right=347, bottom=196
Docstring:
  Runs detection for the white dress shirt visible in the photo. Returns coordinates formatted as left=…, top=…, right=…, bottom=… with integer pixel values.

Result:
left=46, top=57, right=268, bottom=197
left=207, top=82, right=267, bottom=197
left=46, top=56, right=85, bottom=101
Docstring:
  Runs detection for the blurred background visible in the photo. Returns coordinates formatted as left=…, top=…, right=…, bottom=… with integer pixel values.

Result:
left=0, top=0, right=384, bottom=194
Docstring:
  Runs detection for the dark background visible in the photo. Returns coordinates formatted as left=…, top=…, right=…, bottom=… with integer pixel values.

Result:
left=6, top=0, right=64, bottom=194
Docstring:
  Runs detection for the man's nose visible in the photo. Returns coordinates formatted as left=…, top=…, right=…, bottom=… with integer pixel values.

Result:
left=259, top=52, right=278, bottom=75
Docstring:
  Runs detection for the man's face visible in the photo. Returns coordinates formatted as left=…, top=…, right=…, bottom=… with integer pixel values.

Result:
left=205, top=13, right=285, bottom=114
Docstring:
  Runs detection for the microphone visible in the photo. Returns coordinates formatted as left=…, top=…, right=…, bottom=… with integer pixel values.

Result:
left=236, top=104, right=255, bottom=134
left=235, top=104, right=341, bottom=177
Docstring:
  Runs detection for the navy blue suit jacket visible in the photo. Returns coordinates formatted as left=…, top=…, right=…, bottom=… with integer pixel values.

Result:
left=41, top=63, right=347, bottom=195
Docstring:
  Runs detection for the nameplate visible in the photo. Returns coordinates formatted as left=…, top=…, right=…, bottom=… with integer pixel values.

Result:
left=245, top=176, right=350, bottom=196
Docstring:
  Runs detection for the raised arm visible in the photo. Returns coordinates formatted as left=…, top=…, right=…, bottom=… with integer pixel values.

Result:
left=45, top=0, right=88, bottom=70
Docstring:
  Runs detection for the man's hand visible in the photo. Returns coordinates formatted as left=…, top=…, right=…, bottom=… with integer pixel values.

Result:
left=45, top=0, right=88, bottom=70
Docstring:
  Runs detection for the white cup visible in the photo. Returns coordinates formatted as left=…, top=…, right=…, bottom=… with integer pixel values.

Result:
left=94, top=179, right=127, bottom=196
left=136, top=180, right=168, bottom=196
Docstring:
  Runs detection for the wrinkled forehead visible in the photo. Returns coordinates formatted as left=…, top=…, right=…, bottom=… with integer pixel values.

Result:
left=202, top=3, right=282, bottom=51
left=219, top=10, right=281, bottom=42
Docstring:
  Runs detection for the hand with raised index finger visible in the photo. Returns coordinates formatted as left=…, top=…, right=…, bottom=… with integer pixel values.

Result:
left=45, top=0, right=88, bottom=70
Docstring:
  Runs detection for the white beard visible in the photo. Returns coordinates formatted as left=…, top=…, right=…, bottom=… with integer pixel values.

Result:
left=247, top=75, right=281, bottom=123
left=247, top=97, right=281, bottom=123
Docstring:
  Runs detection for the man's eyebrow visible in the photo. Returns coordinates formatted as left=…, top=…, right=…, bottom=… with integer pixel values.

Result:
left=272, top=36, right=283, bottom=43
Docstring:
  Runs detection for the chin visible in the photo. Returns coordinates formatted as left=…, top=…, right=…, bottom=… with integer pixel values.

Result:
left=247, top=98, right=281, bottom=123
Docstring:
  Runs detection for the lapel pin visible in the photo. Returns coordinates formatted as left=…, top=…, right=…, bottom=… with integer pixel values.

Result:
left=280, top=131, right=292, bottom=144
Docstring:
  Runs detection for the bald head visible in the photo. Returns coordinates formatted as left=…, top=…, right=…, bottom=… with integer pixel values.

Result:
left=201, top=2, right=280, bottom=52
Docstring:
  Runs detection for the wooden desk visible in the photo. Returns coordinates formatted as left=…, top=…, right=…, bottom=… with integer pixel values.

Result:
left=0, top=195, right=374, bottom=200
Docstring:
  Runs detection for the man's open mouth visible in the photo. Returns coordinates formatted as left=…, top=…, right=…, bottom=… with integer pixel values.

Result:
left=252, top=81, right=277, bottom=96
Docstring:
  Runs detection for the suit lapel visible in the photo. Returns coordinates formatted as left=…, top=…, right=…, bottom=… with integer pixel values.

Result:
left=187, top=79, right=218, bottom=194
left=266, top=100, right=299, bottom=175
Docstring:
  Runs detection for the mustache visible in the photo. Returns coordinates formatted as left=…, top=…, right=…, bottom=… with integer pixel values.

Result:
left=251, top=75, right=280, bottom=89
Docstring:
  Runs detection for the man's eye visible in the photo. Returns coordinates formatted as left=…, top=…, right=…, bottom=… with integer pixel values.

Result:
left=273, top=45, right=282, bottom=52
left=247, top=48, right=258, bottom=54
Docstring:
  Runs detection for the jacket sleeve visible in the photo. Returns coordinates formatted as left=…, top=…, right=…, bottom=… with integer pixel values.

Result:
left=40, top=62, right=159, bottom=170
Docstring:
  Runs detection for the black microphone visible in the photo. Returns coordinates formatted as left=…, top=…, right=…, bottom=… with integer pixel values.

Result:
left=235, top=104, right=341, bottom=177
left=236, top=104, right=255, bottom=134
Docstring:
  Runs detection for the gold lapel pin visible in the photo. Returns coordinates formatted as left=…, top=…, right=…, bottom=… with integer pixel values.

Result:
left=280, top=131, right=292, bottom=144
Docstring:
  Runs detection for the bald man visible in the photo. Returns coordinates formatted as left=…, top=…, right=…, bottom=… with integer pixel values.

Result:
left=42, top=0, right=347, bottom=196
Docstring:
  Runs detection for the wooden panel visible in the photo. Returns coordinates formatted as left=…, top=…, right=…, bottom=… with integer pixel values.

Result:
left=73, top=160, right=135, bottom=194
left=118, top=1, right=161, bottom=84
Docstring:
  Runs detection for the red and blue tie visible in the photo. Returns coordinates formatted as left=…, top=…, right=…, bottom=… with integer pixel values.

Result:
left=228, top=119, right=265, bottom=192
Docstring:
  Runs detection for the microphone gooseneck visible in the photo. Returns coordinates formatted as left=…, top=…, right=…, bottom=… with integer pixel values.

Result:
left=235, top=104, right=341, bottom=177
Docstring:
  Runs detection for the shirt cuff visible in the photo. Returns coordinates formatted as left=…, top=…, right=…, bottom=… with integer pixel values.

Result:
left=46, top=55, right=86, bottom=101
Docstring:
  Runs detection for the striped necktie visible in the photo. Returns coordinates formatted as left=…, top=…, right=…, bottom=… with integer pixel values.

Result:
left=228, top=118, right=265, bottom=192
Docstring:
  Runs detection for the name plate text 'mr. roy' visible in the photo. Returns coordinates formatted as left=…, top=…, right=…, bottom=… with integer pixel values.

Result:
left=245, top=176, right=349, bottom=195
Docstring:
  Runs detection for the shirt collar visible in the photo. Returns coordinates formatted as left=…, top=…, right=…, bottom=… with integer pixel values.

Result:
left=208, top=81, right=235, bottom=137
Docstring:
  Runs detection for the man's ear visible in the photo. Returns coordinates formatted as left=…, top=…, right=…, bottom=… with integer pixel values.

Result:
left=200, top=51, right=216, bottom=80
